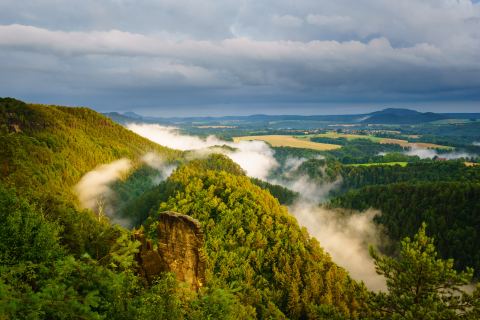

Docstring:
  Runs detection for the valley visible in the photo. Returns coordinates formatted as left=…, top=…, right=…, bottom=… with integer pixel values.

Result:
left=3, top=1, right=480, bottom=318
left=1, top=98, right=479, bottom=319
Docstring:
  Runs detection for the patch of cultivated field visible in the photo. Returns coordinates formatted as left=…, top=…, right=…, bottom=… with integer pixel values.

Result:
left=233, top=135, right=341, bottom=150
left=409, top=142, right=453, bottom=150
left=310, top=132, right=452, bottom=150
left=346, top=162, right=408, bottom=167
left=465, top=162, right=480, bottom=167
left=379, top=139, right=452, bottom=150
left=308, top=132, right=382, bottom=142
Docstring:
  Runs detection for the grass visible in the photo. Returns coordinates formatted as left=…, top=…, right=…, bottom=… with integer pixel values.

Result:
left=233, top=135, right=341, bottom=151
left=346, top=162, right=408, bottom=167
left=308, top=132, right=453, bottom=150
left=465, top=162, right=480, bottom=167
left=306, top=132, right=383, bottom=142
left=409, top=142, right=453, bottom=150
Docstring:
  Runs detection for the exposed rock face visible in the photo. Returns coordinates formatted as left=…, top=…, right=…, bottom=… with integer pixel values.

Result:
left=135, top=211, right=206, bottom=291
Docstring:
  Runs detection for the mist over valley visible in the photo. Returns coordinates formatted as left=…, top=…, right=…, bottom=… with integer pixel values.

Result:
left=2, top=0, right=480, bottom=318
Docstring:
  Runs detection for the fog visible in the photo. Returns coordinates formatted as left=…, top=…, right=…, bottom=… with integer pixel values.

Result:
left=271, top=158, right=386, bottom=290
left=125, top=123, right=386, bottom=290
left=74, top=123, right=387, bottom=289
left=74, top=153, right=176, bottom=227
left=141, top=152, right=178, bottom=184
left=405, top=146, right=476, bottom=160
left=74, top=158, right=132, bottom=226
left=127, top=123, right=278, bottom=179
left=291, top=203, right=386, bottom=290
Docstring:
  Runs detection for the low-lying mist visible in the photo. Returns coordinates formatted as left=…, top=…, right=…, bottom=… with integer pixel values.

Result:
left=74, top=158, right=132, bottom=226
left=268, top=156, right=386, bottom=290
left=291, top=203, right=386, bottom=290
left=76, top=123, right=387, bottom=290
left=127, top=123, right=278, bottom=180
left=404, top=146, right=477, bottom=160
left=74, top=152, right=176, bottom=227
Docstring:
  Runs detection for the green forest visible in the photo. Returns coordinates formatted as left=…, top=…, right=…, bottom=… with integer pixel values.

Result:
left=1, top=98, right=479, bottom=319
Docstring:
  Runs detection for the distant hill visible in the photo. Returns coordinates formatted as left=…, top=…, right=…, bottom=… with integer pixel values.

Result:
left=361, top=108, right=447, bottom=124
left=123, top=111, right=143, bottom=119
left=105, top=107, right=480, bottom=126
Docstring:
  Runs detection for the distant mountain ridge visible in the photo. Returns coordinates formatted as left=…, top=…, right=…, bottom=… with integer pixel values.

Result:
left=104, top=107, right=480, bottom=125
left=362, top=108, right=447, bottom=124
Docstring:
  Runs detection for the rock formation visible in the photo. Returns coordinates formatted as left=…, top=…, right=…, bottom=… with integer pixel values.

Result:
left=135, top=211, right=206, bottom=291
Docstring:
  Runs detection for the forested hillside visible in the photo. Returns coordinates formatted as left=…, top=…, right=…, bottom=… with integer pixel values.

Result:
left=0, top=98, right=368, bottom=319
left=338, top=161, right=480, bottom=192
left=331, top=182, right=480, bottom=278
left=0, top=97, right=181, bottom=200
left=1, top=98, right=479, bottom=319
left=142, top=155, right=367, bottom=318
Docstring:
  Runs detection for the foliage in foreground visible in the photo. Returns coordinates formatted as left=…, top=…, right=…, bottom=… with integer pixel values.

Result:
left=0, top=184, right=255, bottom=319
left=368, top=223, right=480, bottom=320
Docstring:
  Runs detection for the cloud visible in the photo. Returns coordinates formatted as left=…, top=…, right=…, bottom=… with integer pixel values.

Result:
left=272, top=14, right=303, bottom=28
left=1, top=23, right=476, bottom=94
left=306, top=14, right=352, bottom=27
left=1, top=0, right=480, bottom=113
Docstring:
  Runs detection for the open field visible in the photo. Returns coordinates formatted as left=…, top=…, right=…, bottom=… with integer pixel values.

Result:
left=379, top=139, right=453, bottom=150
left=346, top=162, right=408, bottom=167
left=307, top=132, right=382, bottom=142
left=409, top=142, right=453, bottom=150
left=308, top=132, right=452, bottom=150
left=233, top=135, right=341, bottom=150
left=465, top=162, right=480, bottom=167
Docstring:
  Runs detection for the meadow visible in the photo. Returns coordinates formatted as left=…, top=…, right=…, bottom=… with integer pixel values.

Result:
left=233, top=135, right=341, bottom=150
left=346, top=162, right=408, bottom=167
left=308, top=132, right=452, bottom=150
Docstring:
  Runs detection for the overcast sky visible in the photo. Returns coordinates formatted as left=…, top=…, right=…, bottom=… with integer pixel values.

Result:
left=1, top=0, right=480, bottom=116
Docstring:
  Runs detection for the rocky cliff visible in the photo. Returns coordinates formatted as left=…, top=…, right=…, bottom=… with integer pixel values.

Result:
left=135, top=211, right=206, bottom=291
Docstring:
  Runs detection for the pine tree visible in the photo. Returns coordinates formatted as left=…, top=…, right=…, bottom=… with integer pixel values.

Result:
left=368, top=223, right=479, bottom=319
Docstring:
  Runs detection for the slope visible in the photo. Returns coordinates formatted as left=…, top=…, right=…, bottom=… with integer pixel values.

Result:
left=0, top=97, right=181, bottom=200
left=331, top=182, right=480, bottom=278
left=0, top=97, right=183, bottom=260
left=142, top=154, right=368, bottom=319
left=362, top=108, right=446, bottom=124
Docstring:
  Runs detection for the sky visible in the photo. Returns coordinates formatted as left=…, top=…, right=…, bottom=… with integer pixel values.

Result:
left=0, top=0, right=480, bottom=116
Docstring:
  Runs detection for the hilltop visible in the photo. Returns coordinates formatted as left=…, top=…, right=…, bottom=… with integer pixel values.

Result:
left=105, top=107, right=480, bottom=126
left=361, top=108, right=447, bottom=124
left=0, top=97, right=181, bottom=199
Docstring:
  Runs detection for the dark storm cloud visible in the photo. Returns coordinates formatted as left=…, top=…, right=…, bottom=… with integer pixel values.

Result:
left=0, top=0, right=479, bottom=114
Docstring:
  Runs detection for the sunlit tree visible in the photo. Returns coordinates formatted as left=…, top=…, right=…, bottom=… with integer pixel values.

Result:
left=369, top=223, right=479, bottom=319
